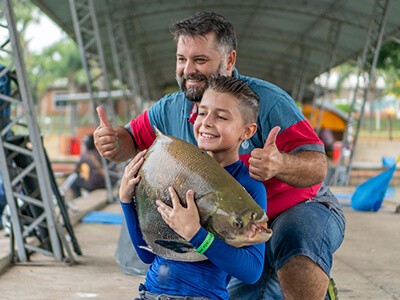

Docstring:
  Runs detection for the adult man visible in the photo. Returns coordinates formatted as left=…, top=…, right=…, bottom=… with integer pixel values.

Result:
left=94, top=11, right=345, bottom=300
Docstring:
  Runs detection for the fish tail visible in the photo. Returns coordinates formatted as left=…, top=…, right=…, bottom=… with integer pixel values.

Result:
left=153, top=126, right=163, bottom=137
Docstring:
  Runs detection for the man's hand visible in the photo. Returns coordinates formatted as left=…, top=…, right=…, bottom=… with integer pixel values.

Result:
left=94, top=106, right=118, bottom=159
left=249, top=126, right=327, bottom=187
left=156, top=187, right=201, bottom=241
left=119, top=150, right=146, bottom=203
left=249, top=126, right=282, bottom=182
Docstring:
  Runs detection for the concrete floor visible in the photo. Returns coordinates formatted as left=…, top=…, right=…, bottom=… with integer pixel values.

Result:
left=0, top=189, right=399, bottom=299
left=0, top=200, right=142, bottom=300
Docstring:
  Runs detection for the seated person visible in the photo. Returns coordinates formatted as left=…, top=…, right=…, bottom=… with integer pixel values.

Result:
left=0, top=175, right=6, bottom=229
left=70, top=134, right=105, bottom=198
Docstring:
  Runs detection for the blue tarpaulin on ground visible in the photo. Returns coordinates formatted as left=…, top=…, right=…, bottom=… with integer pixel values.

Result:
left=82, top=211, right=123, bottom=224
left=351, top=157, right=399, bottom=212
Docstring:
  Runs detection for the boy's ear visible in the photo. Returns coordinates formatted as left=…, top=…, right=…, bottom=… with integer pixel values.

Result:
left=242, top=123, right=257, bottom=140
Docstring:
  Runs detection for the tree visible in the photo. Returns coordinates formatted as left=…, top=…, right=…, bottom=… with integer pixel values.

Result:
left=376, top=40, right=400, bottom=97
left=29, top=39, right=85, bottom=98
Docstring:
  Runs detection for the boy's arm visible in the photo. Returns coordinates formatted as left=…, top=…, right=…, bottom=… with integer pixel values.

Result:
left=156, top=184, right=266, bottom=284
left=119, top=150, right=154, bottom=263
left=120, top=201, right=155, bottom=264
left=190, top=227, right=265, bottom=284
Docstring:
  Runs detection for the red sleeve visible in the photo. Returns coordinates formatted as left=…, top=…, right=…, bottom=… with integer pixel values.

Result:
left=129, top=110, right=156, bottom=150
left=276, top=120, right=324, bottom=153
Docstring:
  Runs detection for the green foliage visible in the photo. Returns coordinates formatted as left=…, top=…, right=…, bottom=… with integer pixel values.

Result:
left=375, top=41, right=400, bottom=97
left=334, top=63, right=357, bottom=96
left=29, top=39, right=85, bottom=97
left=333, top=103, right=351, bottom=113
left=334, top=41, right=400, bottom=98
left=12, top=0, right=40, bottom=36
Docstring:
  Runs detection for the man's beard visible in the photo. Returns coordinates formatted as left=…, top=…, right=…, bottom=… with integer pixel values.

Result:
left=176, top=73, right=209, bottom=102
left=176, top=62, right=226, bottom=102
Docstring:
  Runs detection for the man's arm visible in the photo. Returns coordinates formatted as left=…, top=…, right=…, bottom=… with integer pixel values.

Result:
left=94, top=106, right=138, bottom=162
left=276, top=151, right=327, bottom=187
left=249, top=126, right=327, bottom=188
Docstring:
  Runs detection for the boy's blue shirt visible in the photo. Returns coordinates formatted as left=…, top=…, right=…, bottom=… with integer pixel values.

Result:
left=120, top=160, right=266, bottom=300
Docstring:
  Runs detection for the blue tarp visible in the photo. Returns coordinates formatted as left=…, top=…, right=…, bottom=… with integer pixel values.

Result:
left=351, top=159, right=398, bottom=212
left=82, top=211, right=123, bottom=225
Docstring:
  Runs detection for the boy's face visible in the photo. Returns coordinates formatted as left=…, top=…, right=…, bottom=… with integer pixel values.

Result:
left=175, top=33, right=235, bottom=102
left=194, top=89, right=248, bottom=154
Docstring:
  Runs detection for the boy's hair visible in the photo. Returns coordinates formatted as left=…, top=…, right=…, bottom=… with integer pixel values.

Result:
left=171, top=11, right=237, bottom=55
left=206, top=76, right=259, bottom=124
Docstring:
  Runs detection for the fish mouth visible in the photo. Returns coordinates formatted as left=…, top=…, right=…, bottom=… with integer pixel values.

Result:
left=244, top=213, right=272, bottom=245
left=224, top=215, right=272, bottom=248
left=248, top=221, right=272, bottom=241
left=225, top=222, right=272, bottom=247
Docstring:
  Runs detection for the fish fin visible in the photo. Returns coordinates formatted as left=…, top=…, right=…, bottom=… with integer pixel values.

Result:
left=139, top=245, right=155, bottom=254
left=154, top=240, right=195, bottom=253
left=196, top=192, right=218, bottom=226
left=153, top=126, right=163, bottom=136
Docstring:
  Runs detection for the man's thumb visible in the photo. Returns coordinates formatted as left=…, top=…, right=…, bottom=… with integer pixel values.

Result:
left=96, top=106, right=112, bottom=128
left=264, top=126, right=281, bottom=149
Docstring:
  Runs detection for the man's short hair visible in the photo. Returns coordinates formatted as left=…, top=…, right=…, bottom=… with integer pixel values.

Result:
left=206, top=76, right=259, bottom=124
left=171, top=11, right=237, bottom=54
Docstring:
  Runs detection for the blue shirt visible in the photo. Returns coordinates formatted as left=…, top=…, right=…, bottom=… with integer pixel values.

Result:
left=128, top=69, right=325, bottom=220
left=120, top=160, right=266, bottom=299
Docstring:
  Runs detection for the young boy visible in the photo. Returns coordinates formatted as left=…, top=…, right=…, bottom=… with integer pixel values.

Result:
left=119, top=76, right=268, bottom=300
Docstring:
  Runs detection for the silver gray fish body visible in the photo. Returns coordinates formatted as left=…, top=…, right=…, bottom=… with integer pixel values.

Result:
left=135, top=129, right=271, bottom=261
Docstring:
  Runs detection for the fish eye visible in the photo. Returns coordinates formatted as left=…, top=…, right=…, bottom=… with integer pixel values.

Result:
left=250, top=212, right=257, bottom=220
left=233, top=218, right=243, bottom=229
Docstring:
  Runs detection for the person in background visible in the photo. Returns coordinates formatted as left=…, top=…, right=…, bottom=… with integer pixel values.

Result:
left=0, top=174, right=6, bottom=229
left=70, top=134, right=105, bottom=198
left=119, top=76, right=269, bottom=300
left=95, top=11, right=345, bottom=300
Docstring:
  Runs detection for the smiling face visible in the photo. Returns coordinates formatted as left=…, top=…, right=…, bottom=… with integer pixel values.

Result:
left=194, top=89, right=256, bottom=166
left=175, top=33, right=236, bottom=102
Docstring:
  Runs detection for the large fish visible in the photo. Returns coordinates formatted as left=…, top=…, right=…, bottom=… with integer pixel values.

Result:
left=135, top=129, right=272, bottom=261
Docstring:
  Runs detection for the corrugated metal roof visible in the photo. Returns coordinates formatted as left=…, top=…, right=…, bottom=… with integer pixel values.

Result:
left=31, top=0, right=400, bottom=101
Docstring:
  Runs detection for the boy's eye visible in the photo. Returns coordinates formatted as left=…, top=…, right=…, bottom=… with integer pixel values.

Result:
left=198, top=112, right=206, bottom=116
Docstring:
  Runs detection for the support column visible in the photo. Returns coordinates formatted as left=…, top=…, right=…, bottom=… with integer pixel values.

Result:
left=331, top=0, right=390, bottom=186
left=69, top=0, right=118, bottom=202
left=0, top=0, right=76, bottom=263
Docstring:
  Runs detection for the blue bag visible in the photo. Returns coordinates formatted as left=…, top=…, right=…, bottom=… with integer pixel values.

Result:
left=351, top=158, right=398, bottom=212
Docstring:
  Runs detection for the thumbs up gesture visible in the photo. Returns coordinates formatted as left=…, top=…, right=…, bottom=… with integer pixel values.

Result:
left=248, top=126, right=283, bottom=182
left=94, top=106, right=118, bottom=158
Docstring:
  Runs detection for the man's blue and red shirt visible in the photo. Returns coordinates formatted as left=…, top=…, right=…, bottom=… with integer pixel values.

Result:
left=127, top=69, right=325, bottom=220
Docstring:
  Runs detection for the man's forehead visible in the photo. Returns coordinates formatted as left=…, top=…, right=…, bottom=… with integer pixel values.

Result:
left=177, top=33, right=218, bottom=51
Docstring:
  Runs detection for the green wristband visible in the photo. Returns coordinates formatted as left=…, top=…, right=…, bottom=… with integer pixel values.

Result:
left=195, top=232, right=215, bottom=254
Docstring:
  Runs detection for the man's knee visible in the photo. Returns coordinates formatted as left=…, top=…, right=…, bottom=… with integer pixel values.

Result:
left=278, top=255, right=329, bottom=300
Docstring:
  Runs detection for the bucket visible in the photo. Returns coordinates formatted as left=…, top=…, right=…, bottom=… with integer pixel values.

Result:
left=70, top=137, right=81, bottom=155
left=332, top=141, right=342, bottom=164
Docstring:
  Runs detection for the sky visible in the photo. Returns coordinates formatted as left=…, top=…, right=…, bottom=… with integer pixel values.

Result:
left=25, top=12, right=65, bottom=53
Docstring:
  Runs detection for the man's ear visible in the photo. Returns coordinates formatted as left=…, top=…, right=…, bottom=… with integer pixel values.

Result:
left=241, top=123, right=257, bottom=140
left=226, top=50, right=236, bottom=74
